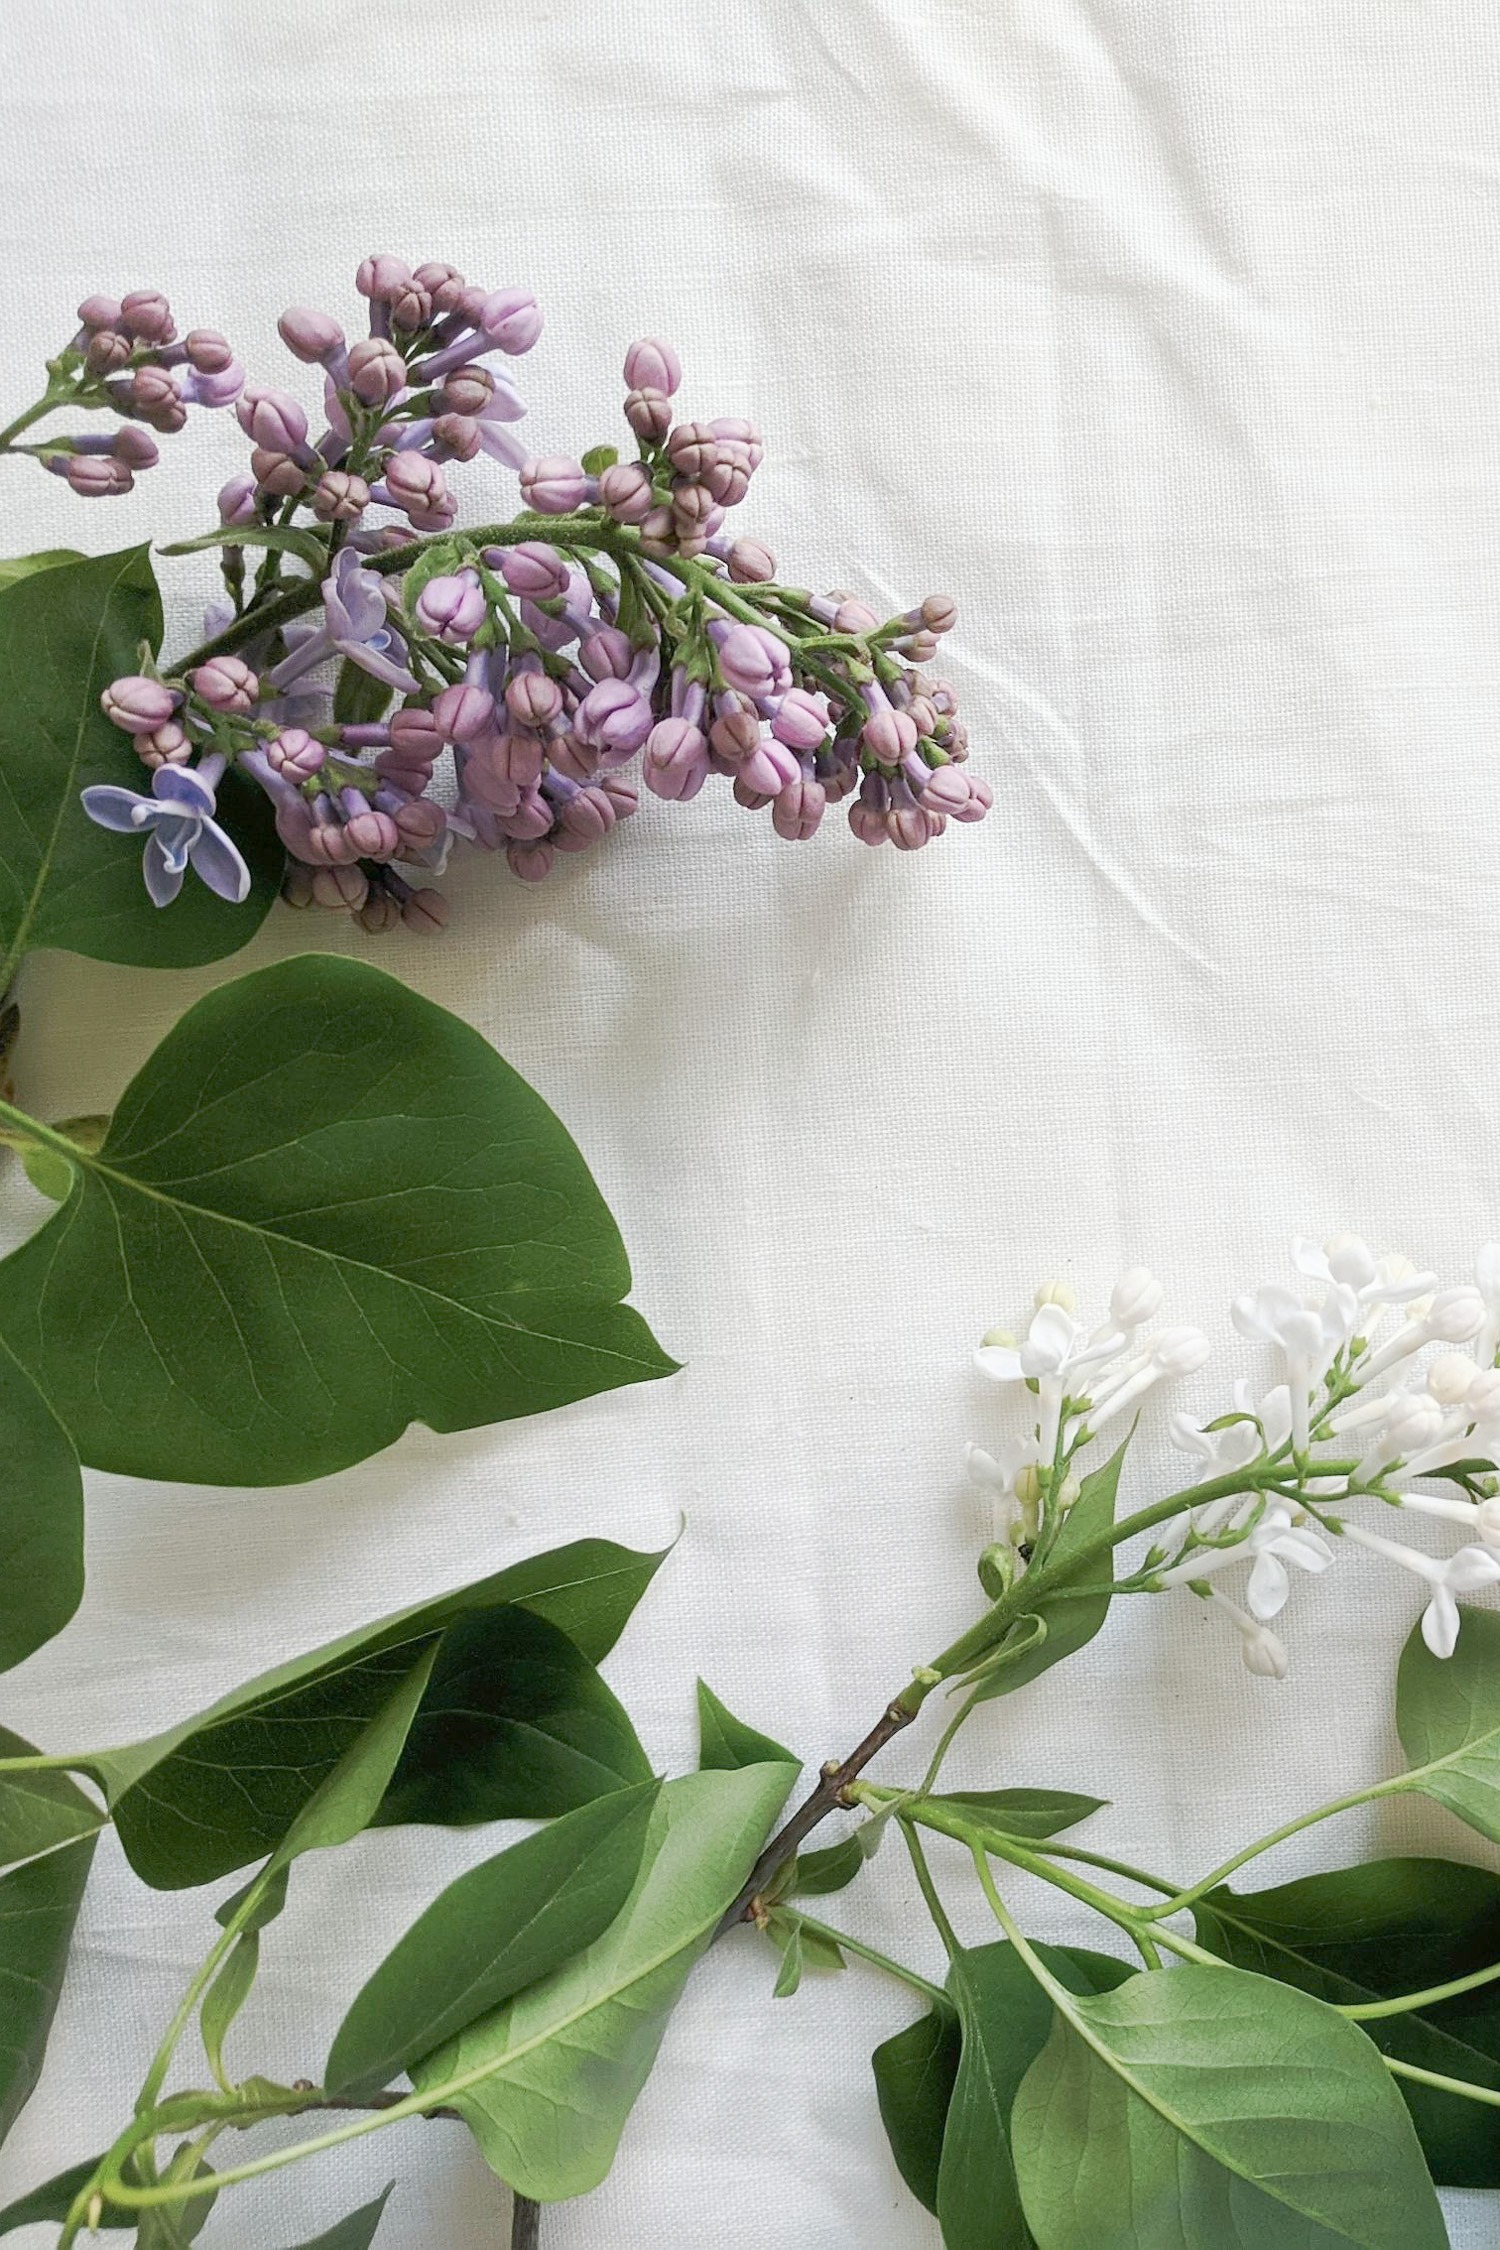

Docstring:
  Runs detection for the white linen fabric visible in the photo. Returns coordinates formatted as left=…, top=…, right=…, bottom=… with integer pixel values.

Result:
left=3, top=1, right=1500, bottom=2241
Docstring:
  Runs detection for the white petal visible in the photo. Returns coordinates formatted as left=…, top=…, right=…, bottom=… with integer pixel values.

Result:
left=1422, top=1585, right=1462, bottom=1659
left=1291, top=1237, right=1333, bottom=1282
left=1443, top=1546, right=1500, bottom=1594
left=1022, top=1303, right=1077, bottom=1376
left=1246, top=1550, right=1290, bottom=1620
left=974, top=1346, right=1025, bottom=1384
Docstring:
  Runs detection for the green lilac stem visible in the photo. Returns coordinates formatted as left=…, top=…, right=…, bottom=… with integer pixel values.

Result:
left=134, top=1857, right=277, bottom=2114
left=782, top=1910, right=948, bottom=2007
left=1384, top=2058, right=1500, bottom=2110
left=0, top=395, right=61, bottom=453
left=1139, top=1776, right=1414, bottom=1920
left=1341, top=1958, right=1500, bottom=2021
left=900, top=1822, right=960, bottom=1962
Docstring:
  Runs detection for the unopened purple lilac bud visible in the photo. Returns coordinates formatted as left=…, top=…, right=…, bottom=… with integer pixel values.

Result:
left=415, top=570, right=487, bottom=646
left=110, top=425, right=158, bottom=468
left=266, top=727, right=325, bottom=780
left=217, top=472, right=258, bottom=524
left=919, top=765, right=974, bottom=817
left=949, top=772, right=992, bottom=824
left=392, top=795, right=446, bottom=848
left=520, top=455, right=587, bottom=515
left=711, top=416, right=765, bottom=471
left=579, top=628, right=634, bottom=683
left=431, top=412, right=481, bottom=461
left=479, top=288, right=543, bottom=354
left=863, top=706, right=919, bottom=762
left=670, top=479, right=717, bottom=530
left=703, top=444, right=752, bottom=507
left=250, top=447, right=306, bottom=498
left=181, top=329, right=232, bottom=375
left=495, top=732, right=546, bottom=793
left=771, top=688, right=830, bottom=753
left=507, top=841, right=555, bottom=884
left=556, top=782, right=621, bottom=844
left=496, top=542, right=569, bottom=600
left=357, top=254, right=414, bottom=302
left=577, top=678, right=653, bottom=755
left=64, top=454, right=132, bottom=496
left=401, top=886, right=451, bottom=931
left=709, top=705, right=762, bottom=762
left=897, top=630, right=941, bottom=665
left=848, top=795, right=888, bottom=846
left=282, top=862, right=316, bottom=907
left=236, top=386, right=308, bottom=452
left=505, top=671, right=563, bottom=727
left=382, top=451, right=448, bottom=518
left=547, top=734, right=599, bottom=784
left=718, top=624, right=790, bottom=698
left=772, top=776, right=826, bottom=842
left=740, top=738, right=801, bottom=796
left=356, top=888, right=401, bottom=933
left=387, top=279, right=433, bottom=331
left=921, top=594, right=958, bottom=634
left=666, top=421, right=718, bottom=478
left=190, top=655, right=259, bottom=713
left=727, top=537, right=776, bottom=584
left=833, top=598, right=880, bottom=635
left=622, top=337, right=682, bottom=396
left=346, top=336, right=406, bottom=407
left=623, top=386, right=673, bottom=442
left=432, top=682, right=495, bottom=743
left=732, top=776, right=776, bottom=812
left=387, top=705, right=445, bottom=764
left=638, top=506, right=675, bottom=554
left=598, top=461, right=655, bottom=525
left=305, top=807, right=357, bottom=866
left=101, top=675, right=180, bottom=734
left=643, top=717, right=709, bottom=801
left=312, top=864, right=369, bottom=910
left=128, top=366, right=186, bottom=431
left=119, top=289, right=174, bottom=343
left=76, top=294, right=122, bottom=332
left=313, top=470, right=370, bottom=523
left=135, top=721, right=192, bottom=769
left=413, top=261, right=468, bottom=314
left=279, top=306, right=346, bottom=364
left=436, top=367, right=494, bottom=417
left=84, top=329, right=132, bottom=376
left=344, top=802, right=401, bottom=859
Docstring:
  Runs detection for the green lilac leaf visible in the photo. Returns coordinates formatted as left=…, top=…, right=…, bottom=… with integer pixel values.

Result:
left=967, top=1440, right=1128, bottom=1702
left=332, top=658, right=394, bottom=726
left=200, top=1930, right=258, bottom=2082
left=0, top=1342, right=81, bottom=1672
left=872, top=2004, right=960, bottom=2215
left=0, top=2154, right=132, bottom=2231
left=72, top=1544, right=656, bottom=1888
left=275, top=2183, right=394, bottom=2249
left=927, top=1790, right=1105, bottom=1841
left=0, top=1728, right=102, bottom=1873
left=1195, top=1854, right=1500, bottom=2186
left=0, top=953, right=677, bottom=1484
left=789, top=1835, right=864, bottom=1897
left=937, top=1941, right=1131, bottom=2250
left=1396, top=1603, right=1500, bottom=1841
left=158, top=524, right=330, bottom=574
left=0, top=1833, right=95, bottom=2148
left=696, top=1680, right=796, bottom=1773
left=1009, top=1960, right=1447, bottom=2250
left=772, top=1921, right=803, bottom=1997
left=0, top=550, right=84, bottom=590
left=327, top=1781, right=659, bottom=2098
left=411, top=1760, right=797, bottom=2200
left=0, top=546, right=280, bottom=984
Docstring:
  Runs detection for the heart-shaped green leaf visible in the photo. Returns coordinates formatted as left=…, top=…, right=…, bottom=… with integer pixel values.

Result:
left=411, top=1760, right=796, bottom=2199
left=65, top=1541, right=658, bottom=1888
left=326, top=1781, right=660, bottom=2097
left=1396, top=1604, right=1500, bottom=1841
left=0, top=1344, right=82, bottom=1671
left=0, top=1833, right=95, bottom=2149
left=1195, top=1855, right=1500, bottom=2185
left=1010, top=1959, right=1447, bottom=2249
left=872, top=2005, right=959, bottom=2215
left=0, top=954, right=676, bottom=1484
left=937, top=1941, right=1131, bottom=2250
left=0, top=546, right=280, bottom=984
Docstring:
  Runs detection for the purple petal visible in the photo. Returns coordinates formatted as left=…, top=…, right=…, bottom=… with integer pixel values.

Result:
left=151, top=765, right=218, bottom=815
left=80, top=783, right=151, bottom=833
left=268, top=628, right=334, bottom=691
left=188, top=817, right=252, bottom=904
left=334, top=639, right=421, bottom=695
left=476, top=422, right=527, bottom=470
left=142, top=830, right=186, bottom=907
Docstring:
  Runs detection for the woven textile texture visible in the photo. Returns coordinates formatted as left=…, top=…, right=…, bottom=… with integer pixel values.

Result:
left=3, top=1, right=1500, bottom=2241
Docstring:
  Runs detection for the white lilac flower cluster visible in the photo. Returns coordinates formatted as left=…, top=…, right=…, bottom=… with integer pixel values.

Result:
left=968, top=1236, right=1500, bottom=1679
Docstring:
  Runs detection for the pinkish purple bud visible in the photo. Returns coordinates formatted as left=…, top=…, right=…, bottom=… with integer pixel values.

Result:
left=848, top=798, right=888, bottom=846
left=127, top=366, right=186, bottom=432
left=266, top=727, right=325, bottom=779
left=862, top=706, right=919, bottom=762
left=313, top=864, right=369, bottom=910
left=101, top=675, right=180, bottom=734
left=622, top=338, right=682, bottom=395
left=313, top=470, right=370, bottom=523
left=898, top=629, right=940, bottom=665
left=190, top=655, right=259, bottom=713
left=344, top=803, right=401, bottom=858
left=770, top=688, right=830, bottom=753
left=949, top=772, right=992, bottom=824
left=356, top=253, right=414, bottom=302
left=702, top=444, right=752, bottom=506
left=732, top=776, right=776, bottom=813
left=436, top=367, right=494, bottom=417
left=282, top=862, right=316, bottom=906
left=433, top=682, right=495, bottom=742
left=135, top=722, right=192, bottom=770
left=76, top=294, right=122, bottom=332
left=84, top=329, right=132, bottom=377
left=279, top=306, right=346, bottom=364
left=218, top=472, right=258, bottom=524
left=432, top=412, right=481, bottom=461
left=557, top=783, right=619, bottom=843
left=495, top=541, right=569, bottom=600
left=356, top=889, right=401, bottom=933
left=250, top=447, right=306, bottom=498
left=237, top=386, right=308, bottom=452
left=184, top=329, right=234, bottom=374
left=547, top=733, right=599, bottom=783
left=413, top=261, right=468, bottom=314
left=505, top=671, right=563, bottom=727
left=506, top=841, right=555, bottom=884
left=382, top=451, right=448, bottom=515
left=718, top=624, right=790, bottom=698
left=709, top=705, right=763, bottom=762
left=727, top=537, right=776, bottom=584
left=392, top=795, right=446, bottom=847
left=576, top=678, right=653, bottom=755
left=598, top=461, right=655, bottom=525
left=387, top=280, right=433, bottom=331
left=388, top=705, right=445, bottom=763
left=623, top=386, right=673, bottom=443
left=346, top=336, right=407, bottom=407
left=118, top=289, right=175, bottom=343
left=670, top=478, right=717, bottom=529
left=520, top=455, right=588, bottom=515
left=665, top=421, right=718, bottom=479
left=833, top=598, right=880, bottom=635
left=921, top=594, right=958, bottom=634
left=65, top=454, right=133, bottom=497
left=401, top=886, right=451, bottom=931
left=579, top=628, right=634, bottom=683
left=414, top=568, right=486, bottom=645
left=479, top=288, right=543, bottom=353
left=740, top=738, right=801, bottom=796
left=643, top=717, right=709, bottom=801
left=710, top=416, right=765, bottom=470
left=638, top=506, right=675, bottom=554
left=111, top=425, right=159, bottom=467
left=772, top=776, right=826, bottom=841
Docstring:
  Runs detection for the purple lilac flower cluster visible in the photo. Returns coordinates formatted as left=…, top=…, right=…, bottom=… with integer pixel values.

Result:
left=49, top=254, right=990, bottom=930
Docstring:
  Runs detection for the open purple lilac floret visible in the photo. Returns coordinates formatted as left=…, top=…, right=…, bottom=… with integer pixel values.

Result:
left=59, top=254, right=989, bottom=934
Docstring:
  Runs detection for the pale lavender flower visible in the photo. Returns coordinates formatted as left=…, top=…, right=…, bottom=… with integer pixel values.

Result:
left=80, top=757, right=250, bottom=908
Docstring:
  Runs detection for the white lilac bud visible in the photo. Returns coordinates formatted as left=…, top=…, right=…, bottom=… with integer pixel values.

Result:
left=1428, top=1353, right=1477, bottom=1407
left=1427, top=1287, right=1486, bottom=1343
left=1112, top=1267, right=1164, bottom=1328
left=1033, top=1279, right=1076, bottom=1312
left=1150, top=1327, right=1212, bottom=1375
